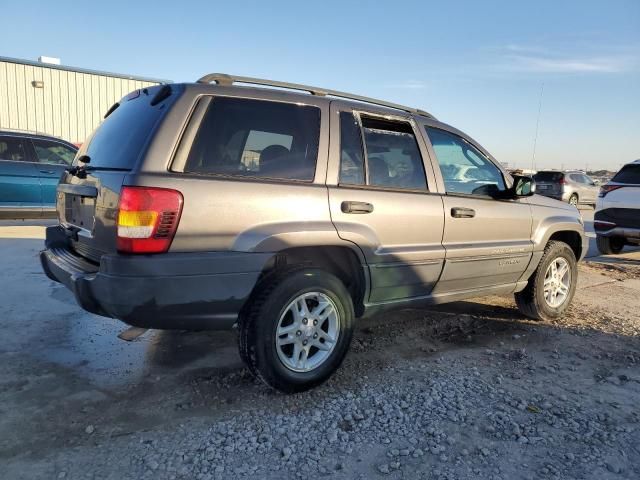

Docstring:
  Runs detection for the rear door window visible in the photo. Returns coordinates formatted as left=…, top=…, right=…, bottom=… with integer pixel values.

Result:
left=361, top=116, right=427, bottom=191
left=0, top=136, right=29, bottom=162
left=569, top=174, right=583, bottom=183
left=184, top=97, right=320, bottom=181
left=32, top=139, right=76, bottom=165
left=338, top=113, right=428, bottom=191
left=612, top=164, right=640, bottom=184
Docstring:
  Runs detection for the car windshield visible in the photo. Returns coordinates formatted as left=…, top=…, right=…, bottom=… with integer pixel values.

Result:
left=534, top=171, right=563, bottom=182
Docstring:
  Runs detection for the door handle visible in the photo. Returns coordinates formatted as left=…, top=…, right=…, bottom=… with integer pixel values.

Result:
left=39, top=170, right=56, bottom=174
left=341, top=201, right=374, bottom=214
left=451, top=207, right=476, bottom=218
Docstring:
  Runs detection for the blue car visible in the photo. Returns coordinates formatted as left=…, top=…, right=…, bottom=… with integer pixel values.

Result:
left=0, top=130, right=78, bottom=219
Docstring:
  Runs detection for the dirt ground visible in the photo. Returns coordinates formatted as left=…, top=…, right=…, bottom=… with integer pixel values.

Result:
left=0, top=215, right=639, bottom=479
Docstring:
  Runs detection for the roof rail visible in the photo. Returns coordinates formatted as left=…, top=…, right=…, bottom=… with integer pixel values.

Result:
left=196, top=73, right=435, bottom=119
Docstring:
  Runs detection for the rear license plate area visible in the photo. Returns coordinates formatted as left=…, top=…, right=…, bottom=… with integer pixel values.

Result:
left=63, top=194, right=96, bottom=229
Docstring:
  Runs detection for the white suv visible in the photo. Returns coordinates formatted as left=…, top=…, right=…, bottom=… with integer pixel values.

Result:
left=595, top=159, right=640, bottom=254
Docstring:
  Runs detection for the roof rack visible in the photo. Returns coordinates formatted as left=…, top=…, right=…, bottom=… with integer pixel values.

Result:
left=197, top=73, right=435, bottom=119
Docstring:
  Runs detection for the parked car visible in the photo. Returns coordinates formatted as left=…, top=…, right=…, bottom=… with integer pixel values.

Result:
left=533, top=170, right=599, bottom=207
left=0, top=130, right=77, bottom=219
left=595, top=159, right=640, bottom=254
left=40, top=75, right=587, bottom=392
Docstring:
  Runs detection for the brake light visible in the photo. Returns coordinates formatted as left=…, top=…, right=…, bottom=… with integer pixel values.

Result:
left=559, top=177, right=567, bottom=185
left=117, top=186, right=183, bottom=254
left=598, top=185, right=623, bottom=198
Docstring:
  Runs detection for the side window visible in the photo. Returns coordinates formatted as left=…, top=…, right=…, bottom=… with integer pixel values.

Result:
left=426, top=127, right=506, bottom=196
left=184, top=97, right=320, bottom=181
left=339, top=112, right=365, bottom=185
left=32, top=139, right=76, bottom=165
left=361, top=116, right=427, bottom=190
left=568, top=174, right=580, bottom=183
left=0, top=137, right=28, bottom=162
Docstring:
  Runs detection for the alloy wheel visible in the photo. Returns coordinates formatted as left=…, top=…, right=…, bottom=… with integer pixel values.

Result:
left=275, top=292, right=340, bottom=372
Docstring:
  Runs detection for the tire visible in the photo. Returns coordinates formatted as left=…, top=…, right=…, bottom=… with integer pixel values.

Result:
left=238, top=268, right=354, bottom=393
left=596, top=235, right=624, bottom=255
left=568, top=194, right=578, bottom=206
left=515, top=241, right=578, bottom=321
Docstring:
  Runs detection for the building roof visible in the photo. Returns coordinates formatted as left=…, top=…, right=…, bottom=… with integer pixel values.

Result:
left=0, top=55, right=171, bottom=84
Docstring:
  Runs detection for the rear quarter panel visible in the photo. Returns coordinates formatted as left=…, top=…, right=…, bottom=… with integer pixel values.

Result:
left=132, top=84, right=345, bottom=254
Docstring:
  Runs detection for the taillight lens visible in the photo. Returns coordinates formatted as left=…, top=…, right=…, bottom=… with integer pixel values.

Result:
left=117, top=186, right=183, bottom=254
left=598, top=185, right=623, bottom=198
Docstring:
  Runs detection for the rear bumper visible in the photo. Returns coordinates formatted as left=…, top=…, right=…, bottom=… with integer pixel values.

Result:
left=595, top=227, right=640, bottom=241
left=40, top=226, right=272, bottom=330
left=594, top=208, right=640, bottom=242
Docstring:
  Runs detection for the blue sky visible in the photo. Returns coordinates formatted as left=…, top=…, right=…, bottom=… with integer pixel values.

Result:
left=3, top=0, right=639, bottom=170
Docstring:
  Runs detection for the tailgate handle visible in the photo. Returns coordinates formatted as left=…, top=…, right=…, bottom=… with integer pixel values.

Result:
left=451, top=207, right=476, bottom=218
left=57, top=183, right=98, bottom=197
left=341, top=201, right=374, bottom=214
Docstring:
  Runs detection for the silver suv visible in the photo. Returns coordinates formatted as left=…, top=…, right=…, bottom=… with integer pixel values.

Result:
left=534, top=170, right=599, bottom=207
left=40, top=74, right=587, bottom=392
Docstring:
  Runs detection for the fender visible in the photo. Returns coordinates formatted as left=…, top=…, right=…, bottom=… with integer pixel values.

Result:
left=532, top=215, right=586, bottom=254
left=516, top=215, right=587, bottom=286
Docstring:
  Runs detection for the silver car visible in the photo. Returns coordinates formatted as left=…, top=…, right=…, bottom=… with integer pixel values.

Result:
left=534, top=170, right=599, bottom=207
left=40, top=74, right=588, bottom=392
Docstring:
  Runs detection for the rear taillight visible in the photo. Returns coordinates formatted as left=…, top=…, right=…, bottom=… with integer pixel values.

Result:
left=598, top=185, right=623, bottom=198
left=558, top=176, right=566, bottom=185
left=116, top=186, right=183, bottom=254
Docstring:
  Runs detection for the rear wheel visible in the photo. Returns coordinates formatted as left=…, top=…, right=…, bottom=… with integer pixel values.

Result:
left=568, top=194, right=579, bottom=206
left=515, top=241, right=578, bottom=321
left=238, top=268, right=354, bottom=393
left=596, top=235, right=624, bottom=255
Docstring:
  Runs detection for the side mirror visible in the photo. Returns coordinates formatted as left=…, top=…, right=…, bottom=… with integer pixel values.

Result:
left=511, top=175, right=536, bottom=197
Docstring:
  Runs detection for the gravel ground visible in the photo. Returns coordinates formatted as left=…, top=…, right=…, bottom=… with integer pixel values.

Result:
left=1, top=229, right=639, bottom=479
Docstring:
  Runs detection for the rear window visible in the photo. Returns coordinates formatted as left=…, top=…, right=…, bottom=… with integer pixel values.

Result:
left=612, top=164, right=640, bottom=184
left=77, top=86, right=176, bottom=170
left=534, top=171, right=564, bottom=182
left=184, top=97, right=320, bottom=181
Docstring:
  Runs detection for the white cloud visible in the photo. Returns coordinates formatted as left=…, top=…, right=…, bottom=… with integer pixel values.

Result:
left=498, top=44, right=639, bottom=74
left=507, top=54, right=631, bottom=73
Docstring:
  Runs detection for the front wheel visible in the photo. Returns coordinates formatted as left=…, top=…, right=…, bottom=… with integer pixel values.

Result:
left=515, top=241, right=578, bottom=321
left=238, top=268, right=354, bottom=393
left=596, top=235, right=624, bottom=255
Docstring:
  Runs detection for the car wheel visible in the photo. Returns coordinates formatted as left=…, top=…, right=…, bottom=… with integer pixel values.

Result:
left=515, top=241, right=578, bottom=321
left=596, top=235, right=624, bottom=255
left=568, top=194, right=578, bottom=206
left=238, top=268, right=354, bottom=393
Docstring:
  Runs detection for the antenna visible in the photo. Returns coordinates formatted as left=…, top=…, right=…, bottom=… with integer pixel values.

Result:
left=531, top=83, right=544, bottom=171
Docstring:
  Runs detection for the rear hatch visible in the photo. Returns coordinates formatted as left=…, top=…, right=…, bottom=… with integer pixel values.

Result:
left=534, top=171, right=564, bottom=196
left=57, top=85, right=178, bottom=262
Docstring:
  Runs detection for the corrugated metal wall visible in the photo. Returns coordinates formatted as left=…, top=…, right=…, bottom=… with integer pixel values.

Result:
left=0, top=59, right=160, bottom=144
